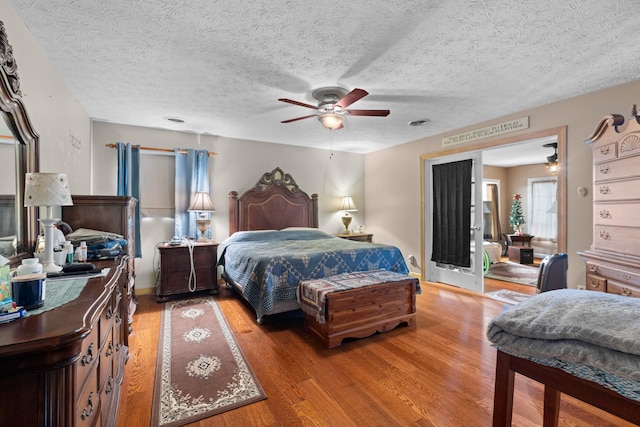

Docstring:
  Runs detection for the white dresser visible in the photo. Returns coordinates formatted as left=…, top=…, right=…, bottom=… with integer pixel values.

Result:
left=578, top=107, right=640, bottom=297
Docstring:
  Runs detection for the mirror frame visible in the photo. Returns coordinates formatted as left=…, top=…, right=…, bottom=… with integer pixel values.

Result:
left=0, top=21, right=39, bottom=267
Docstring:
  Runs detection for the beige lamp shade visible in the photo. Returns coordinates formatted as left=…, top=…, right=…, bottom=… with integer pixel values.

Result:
left=24, top=173, right=73, bottom=207
left=339, top=195, right=357, bottom=212
left=187, top=191, right=215, bottom=212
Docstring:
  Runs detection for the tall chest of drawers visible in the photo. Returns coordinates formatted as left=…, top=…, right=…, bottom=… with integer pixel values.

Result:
left=578, top=109, right=640, bottom=297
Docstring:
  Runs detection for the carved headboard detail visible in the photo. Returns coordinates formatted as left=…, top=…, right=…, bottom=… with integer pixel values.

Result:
left=229, top=167, right=318, bottom=234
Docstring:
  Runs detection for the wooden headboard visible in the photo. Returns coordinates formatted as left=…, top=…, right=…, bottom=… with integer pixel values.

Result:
left=229, top=167, right=318, bottom=234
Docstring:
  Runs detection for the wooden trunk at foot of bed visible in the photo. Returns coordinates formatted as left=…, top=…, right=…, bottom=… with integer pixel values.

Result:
left=304, top=279, right=417, bottom=348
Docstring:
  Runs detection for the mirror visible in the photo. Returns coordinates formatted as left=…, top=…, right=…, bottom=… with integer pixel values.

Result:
left=0, top=21, right=40, bottom=266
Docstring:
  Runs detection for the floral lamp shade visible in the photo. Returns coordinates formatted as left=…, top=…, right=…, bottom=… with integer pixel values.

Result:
left=24, top=173, right=73, bottom=207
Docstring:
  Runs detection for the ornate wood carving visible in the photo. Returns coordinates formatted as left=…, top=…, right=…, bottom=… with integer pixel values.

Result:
left=0, top=21, right=21, bottom=97
left=254, top=166, right=301, bottom=193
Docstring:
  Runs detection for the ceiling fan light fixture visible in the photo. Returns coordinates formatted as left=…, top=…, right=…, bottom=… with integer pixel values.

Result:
left=319, top=113, right=344, bottom=130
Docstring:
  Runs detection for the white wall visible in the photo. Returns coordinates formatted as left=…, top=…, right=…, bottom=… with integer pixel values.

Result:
left=91, top=121, right=365, bottom=291
left=365, top=79, right=640, bottom=289
left=2, top=0, right=91, bottom=192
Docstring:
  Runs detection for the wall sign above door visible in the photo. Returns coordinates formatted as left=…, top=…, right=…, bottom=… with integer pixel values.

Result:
left=442, top=116, right=529, bottom=147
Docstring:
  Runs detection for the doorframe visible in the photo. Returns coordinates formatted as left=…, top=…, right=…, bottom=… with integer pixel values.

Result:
left=419, top=126, right=567, bottom=282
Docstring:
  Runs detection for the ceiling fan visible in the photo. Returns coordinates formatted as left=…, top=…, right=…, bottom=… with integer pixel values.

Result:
left=278, top=87, right=390, bottom=130
left=544, top=142, right=558, bottom=174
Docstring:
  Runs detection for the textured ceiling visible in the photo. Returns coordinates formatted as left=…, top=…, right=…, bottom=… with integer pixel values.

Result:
left=9, top=0, right=640, bottom=154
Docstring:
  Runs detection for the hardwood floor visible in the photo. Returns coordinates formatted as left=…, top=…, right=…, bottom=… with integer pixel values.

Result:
left=116, top=282, right=632, bottom=426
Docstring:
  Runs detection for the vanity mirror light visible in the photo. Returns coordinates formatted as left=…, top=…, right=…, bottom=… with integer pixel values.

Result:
left=0, top=21, right=40, bottom=267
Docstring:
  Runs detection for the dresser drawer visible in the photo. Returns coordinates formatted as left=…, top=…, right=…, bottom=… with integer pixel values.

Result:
left=99, top=328, right=114, bottom=391
left=606, top=279, right=640, bottom=298
left=594, top=202, right=640, bottom=227
left=594, top=178, right=640, bottom=202
left=99, top=292, right=116, bottom=346
left=76, top=326, right=99, bottom=396
left=593, top=225, right=640, bottom=256
left=594, top=154, right=640, bottom=183
left=586, top=274, right=607, bottom=292
left=75, top=371, right=99, bottom=426
left=593, top=142, right=617, bottom=163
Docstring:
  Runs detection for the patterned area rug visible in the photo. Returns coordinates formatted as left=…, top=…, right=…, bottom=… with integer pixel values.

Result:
left=486, top=261, right=539, bottom=286
left=151, top=297, right=266, bottom=427
left=485, top=289, right=533, bottom=305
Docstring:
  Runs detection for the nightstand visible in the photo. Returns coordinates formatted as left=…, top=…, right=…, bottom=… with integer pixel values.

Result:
left=157, top=241, right=219, bottom=302
left=334, top=232, right=373, bottom=242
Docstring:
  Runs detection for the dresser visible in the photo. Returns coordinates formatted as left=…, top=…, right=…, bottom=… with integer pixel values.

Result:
left=63, top=195, right=138, bottom=336
left=0, top=256, right=129, bottom=426
left=578, top=109, right=640, bottom=297
left=157, top=241, right=219, bottom=301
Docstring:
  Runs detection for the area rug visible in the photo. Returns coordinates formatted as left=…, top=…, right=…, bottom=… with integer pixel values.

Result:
left=485, top=289, right=533, bottom=305
left=151, top=297, right=266, bottom=427
left=486, top=261, right=539, bottom=286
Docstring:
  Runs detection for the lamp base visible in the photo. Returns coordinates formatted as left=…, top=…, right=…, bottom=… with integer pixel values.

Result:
left=196, top=217, right=210, bottom=242
left=42, top=261, right=62, bottom=273
left=40, top=217, right=63, bottom=273
left=341, top=215, right=352, bottom=234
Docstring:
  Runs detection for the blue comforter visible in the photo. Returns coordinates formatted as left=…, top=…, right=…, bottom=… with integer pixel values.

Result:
left=217, top=229, right=409, bottom=321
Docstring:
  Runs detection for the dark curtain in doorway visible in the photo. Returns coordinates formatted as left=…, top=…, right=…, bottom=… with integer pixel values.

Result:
left=431, top=159, right=472, bottom=267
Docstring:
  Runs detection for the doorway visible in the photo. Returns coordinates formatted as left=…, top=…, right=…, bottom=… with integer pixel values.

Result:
left=420, top=126, right=567, bottom=294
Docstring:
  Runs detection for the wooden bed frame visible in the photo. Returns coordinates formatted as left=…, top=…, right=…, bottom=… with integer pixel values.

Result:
left=493, top=349, right=640, bottom=426
left=228, top=167, right=318, bottom=233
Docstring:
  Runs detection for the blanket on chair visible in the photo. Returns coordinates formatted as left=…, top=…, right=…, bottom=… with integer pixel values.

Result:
left=487, top=289, right=640, bottom=400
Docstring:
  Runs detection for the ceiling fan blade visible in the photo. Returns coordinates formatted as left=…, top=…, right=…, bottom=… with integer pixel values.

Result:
left=347, top=109, right=390, bottom=117
left=278, top=98, right=317, bottom=110
left=281, top=114, right=316, bottom=124
left=335, top=88, right=368, bottom=109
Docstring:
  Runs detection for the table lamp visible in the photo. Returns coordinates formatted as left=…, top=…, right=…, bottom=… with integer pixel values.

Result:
left=188, top=191, right=215, bottom=241
left=339, top=195, right=358, bottom=234
left=24, top=173, right=73, bottom=273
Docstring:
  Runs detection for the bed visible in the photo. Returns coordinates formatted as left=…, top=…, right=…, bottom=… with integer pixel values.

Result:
left=487, top=289, right=640, bottom=425
left=218, top=167, right=410, bottom=323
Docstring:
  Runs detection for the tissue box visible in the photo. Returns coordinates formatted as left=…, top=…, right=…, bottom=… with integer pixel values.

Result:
left=0, top=265, right=11, bottom=304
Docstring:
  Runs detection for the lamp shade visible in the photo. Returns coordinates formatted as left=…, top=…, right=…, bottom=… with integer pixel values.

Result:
left=24, top=173, right=73, bottom=207
left=319, top=113, right=344, bottom=130
left=187, top=191, right=215, bottom=212
left=339, top=196, right=358, bottom=212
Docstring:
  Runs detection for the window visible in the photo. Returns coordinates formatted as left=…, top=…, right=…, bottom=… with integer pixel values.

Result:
left=527, top=178, right=557, bottom=240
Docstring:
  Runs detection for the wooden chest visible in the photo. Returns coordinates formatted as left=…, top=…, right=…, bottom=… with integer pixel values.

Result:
left=301, top=275, right=418, bottom=348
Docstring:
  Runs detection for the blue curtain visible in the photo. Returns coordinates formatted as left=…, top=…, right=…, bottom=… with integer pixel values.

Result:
left=174, top=149, right=210, bottom=239
left=116, top=142, right=142, bottom=257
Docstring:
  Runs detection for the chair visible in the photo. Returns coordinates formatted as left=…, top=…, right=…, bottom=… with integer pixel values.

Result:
left=536, top=253, right=568, bottom=293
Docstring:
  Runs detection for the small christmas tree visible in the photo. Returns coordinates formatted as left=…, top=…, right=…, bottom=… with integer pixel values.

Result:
left=509, top=193, right=525, bottom=234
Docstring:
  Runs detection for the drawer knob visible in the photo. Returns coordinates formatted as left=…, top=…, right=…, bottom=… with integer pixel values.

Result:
left=599, top=209, right=611, bottom=219
left=81, top=392, right=95, bottom=420
left=599, top=185, right=610, bottom=195
left=106, top=341, right=114, bottom=357
left=600, top=146, right=610, bottom=155
left=622, top=287, right=633, bottom=297
left=599, top=164, right=610, bottom=174
left=81, top=343, right=94, bottom=366
left=599, top=230, right=611, bottom=240
left=589, top=265, right=598, bottom=273
left=106, top=306, right=113, bottom=319
left=589, top=279, right=601, bottom=289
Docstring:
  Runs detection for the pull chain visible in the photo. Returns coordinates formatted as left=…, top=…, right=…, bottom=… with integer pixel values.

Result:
left=329, top=130, right=334, bottom=159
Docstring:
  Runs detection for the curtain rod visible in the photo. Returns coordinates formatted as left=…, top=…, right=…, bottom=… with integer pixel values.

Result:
left=105, top=143, right=217, bottom=156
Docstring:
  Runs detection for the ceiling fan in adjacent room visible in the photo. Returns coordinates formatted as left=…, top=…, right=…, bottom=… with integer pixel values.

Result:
left=278, top=87, right=390, bottom=130
left=544, top=142, right=559, bottom=174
